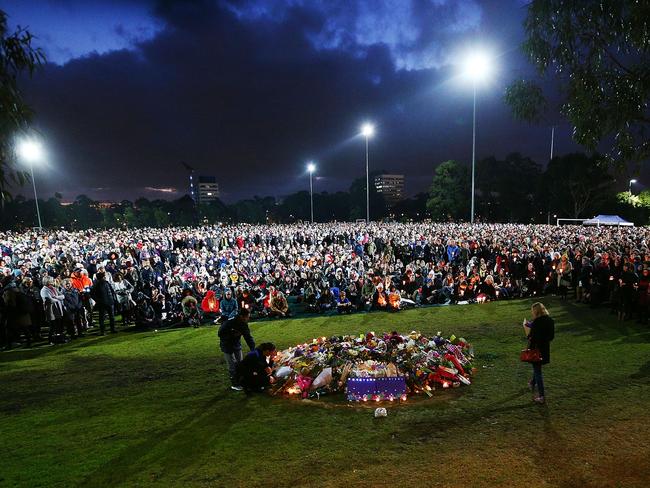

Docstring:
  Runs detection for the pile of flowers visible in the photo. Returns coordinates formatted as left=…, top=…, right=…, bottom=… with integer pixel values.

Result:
left=270, top=330, right=475, bottom=402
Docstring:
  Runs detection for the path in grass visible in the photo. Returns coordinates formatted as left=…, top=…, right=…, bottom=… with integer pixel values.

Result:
left=1, top=298, right=649, bottom=487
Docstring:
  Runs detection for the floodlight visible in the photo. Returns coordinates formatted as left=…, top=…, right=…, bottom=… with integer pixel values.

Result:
left=17, top=138, right=44, bottom=163
left=361, top=123, right=375, bottom=138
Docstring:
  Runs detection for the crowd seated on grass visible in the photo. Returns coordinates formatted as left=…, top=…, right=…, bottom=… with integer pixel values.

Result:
left=1, top=222, right=649, bottom=349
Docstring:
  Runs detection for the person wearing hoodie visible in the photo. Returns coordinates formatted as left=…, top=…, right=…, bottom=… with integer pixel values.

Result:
left=201, top=289, right=220, bottom=323
left=219, top=289, right=238, bottom=322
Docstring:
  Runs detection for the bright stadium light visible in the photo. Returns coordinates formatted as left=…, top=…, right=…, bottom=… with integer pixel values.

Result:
left=460, top=48, right=495, bottom=224
left=360, top=123, right=375, bottom=223
left=361, top=123, right=375, bottom=138
left=16, top=136, right=45, bottom=230
left=629, top=179, right=638, bottom=194
left=307, top=161, right=316, bottom=224
left=462, top=50, right=492, bottom=83
left=17, top=138, right=44, bottom=163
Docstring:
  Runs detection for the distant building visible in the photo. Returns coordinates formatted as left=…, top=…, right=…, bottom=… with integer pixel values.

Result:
left=374, top=174, right=405, bottom=205
left=197, top=176, right=220, bottom=203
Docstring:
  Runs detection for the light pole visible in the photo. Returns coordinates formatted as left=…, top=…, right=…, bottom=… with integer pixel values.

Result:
left=17, top=138, right=44, bottom=230
left=462, top=50, right=492, bottom=224
left=307, top=162, right=316, bottom=223
left=361, top=123, right=374, bottom=223
left=629, top=179, right=637, bottom=194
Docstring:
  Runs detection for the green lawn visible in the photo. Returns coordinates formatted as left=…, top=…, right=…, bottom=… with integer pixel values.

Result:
left=1, top=298, right=649, bottom=488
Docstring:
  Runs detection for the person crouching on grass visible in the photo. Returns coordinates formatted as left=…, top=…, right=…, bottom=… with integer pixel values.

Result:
left=237, top=342, right=277, bottom=394
left=523, top=302, right=555, bottom=404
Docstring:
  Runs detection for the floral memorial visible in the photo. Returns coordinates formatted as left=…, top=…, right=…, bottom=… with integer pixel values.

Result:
left=271, top=330, right=475, bottom=402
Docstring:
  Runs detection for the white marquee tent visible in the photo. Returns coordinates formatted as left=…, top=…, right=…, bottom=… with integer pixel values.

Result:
left=582, top=214, right=634, bottom=226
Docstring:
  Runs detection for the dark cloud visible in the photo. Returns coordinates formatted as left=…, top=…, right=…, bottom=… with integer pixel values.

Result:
left=15, top=0, right=581, bottom=203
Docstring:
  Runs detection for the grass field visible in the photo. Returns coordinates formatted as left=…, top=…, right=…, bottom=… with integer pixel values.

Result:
left=1, top=298, right=650, bottom=488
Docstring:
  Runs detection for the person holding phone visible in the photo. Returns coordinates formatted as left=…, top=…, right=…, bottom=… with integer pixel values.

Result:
left=523, top=302, right=555, bottom=404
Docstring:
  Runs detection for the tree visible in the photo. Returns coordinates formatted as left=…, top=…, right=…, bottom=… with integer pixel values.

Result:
left=229, top=196, right=274, bottom=224
left=170, top=195, right=197, bottom=226
left=278, top=191, right=310, bottom=222
left=71, top=194, right=101, bottom=228
left=0, top=10, right=45, bottom=203
left=199, top=198, right=230, bottom=224
left=505, top=1, right=650, bottom=164
left=392, top=193, right=428, bottom=220
left=613, top=190, right=650, bottom=225
left=348, top=171, right=387, bottom=221
left=426, top=161, right=470, bottom=221
left=475, top=153, right=542, bottom=222
left=544, top=153, right=614, bottom=218
left=319, top=191, right=352, bottom=222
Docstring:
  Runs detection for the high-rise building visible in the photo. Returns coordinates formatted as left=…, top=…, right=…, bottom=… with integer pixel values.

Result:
left=197, top=176, right=220, bottom=203
left=374, top=174, right=405, bottom=205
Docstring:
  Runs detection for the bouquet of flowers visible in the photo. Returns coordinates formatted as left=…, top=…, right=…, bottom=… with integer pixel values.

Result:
left=270, top=330, right=475, bottom=401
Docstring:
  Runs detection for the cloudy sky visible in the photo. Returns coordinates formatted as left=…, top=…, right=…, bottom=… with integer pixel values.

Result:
left=1, top=0, right=581, bottom=202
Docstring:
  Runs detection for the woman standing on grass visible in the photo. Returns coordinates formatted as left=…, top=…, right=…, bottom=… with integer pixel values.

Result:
left=524, top=302, right=555, bottom=404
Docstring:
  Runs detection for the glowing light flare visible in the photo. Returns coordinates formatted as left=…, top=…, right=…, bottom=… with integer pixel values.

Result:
left=361, top=123, right=375, bottom=138
left=307, top=162, right=316, bottom=173
left=17, top=138, right=44, bottom=163
left=462, top=50, right=493, bottom=83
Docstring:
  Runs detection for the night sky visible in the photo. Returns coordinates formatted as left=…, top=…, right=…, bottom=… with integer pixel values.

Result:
left=2, top=0, right=583, bottom=203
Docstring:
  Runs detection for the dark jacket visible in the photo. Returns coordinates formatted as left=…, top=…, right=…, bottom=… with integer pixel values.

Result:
left=218, top=316, right=255, bottom=353
left=63, top=288, right=83, bottom=317
left=91, top=279, right=117, bottom=306
left=529, top=315, right=555, bottom=365
left=237, top=348, right=275, bottom=390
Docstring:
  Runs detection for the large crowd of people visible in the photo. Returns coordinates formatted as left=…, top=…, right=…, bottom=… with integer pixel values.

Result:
left=1, top=222, right=648, bottom=349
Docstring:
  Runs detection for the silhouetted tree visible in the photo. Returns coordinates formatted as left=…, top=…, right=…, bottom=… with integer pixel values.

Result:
left=427, top=161, right=470, bottom=221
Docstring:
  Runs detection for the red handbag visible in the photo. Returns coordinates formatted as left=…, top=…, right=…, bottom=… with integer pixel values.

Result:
left=520, top=348, right=542, bottom=363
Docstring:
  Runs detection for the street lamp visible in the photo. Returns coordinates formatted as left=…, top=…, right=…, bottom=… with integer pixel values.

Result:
left=461, top=49, right=493, bottom=224
left=629, top=179, right=637, bottom=194
left=307, top=162, right=316, bottom=224
left=17, top=137, right=44, bottom=230
left=360, top=123, right=374, bottom=223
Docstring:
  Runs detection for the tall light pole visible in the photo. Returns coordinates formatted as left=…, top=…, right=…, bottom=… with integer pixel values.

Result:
left=550, top=126, right=555, bottom=161
left=307, top=162, right=316, bottom=223
left=17, top=138, right=44, bottom=230
left=471, top=82, right=477, bottom=224
left=462, top=50, right=492, bottom=224
left=361, top=123, right=374, bottom=223
left=629, top=179, right=637, bottom=194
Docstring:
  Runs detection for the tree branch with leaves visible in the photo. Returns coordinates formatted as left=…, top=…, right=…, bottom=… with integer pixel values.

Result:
left=505, top=0, right=650, bottom=166
left=0, top=9, right=45, bottom=204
